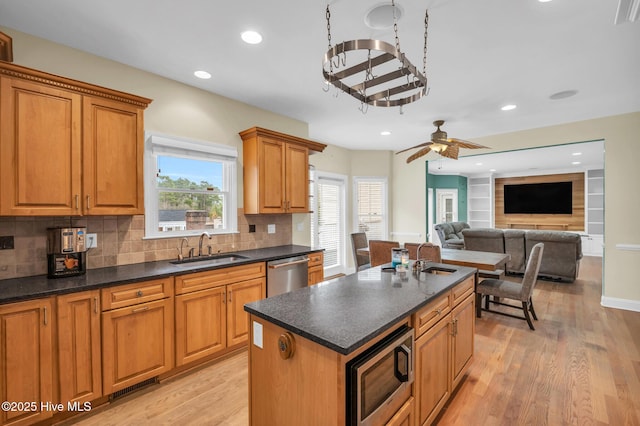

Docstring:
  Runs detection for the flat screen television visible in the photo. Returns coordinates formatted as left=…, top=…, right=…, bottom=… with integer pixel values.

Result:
left=504, top=181, right=573, bottom=214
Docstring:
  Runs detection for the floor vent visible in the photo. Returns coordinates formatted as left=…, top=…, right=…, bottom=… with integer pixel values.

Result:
left=109, top=377, right=158, bottom=401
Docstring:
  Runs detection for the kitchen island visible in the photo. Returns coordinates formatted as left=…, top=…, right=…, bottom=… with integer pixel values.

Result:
left=244, top=262, right=477, bottom=425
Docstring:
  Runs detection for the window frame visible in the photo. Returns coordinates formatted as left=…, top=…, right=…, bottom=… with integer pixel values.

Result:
left=352, top=176, right=388, bottom=240
left=143, top=132, right=238, bottom=239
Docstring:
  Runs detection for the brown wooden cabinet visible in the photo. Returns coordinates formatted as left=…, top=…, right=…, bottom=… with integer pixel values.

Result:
left=101, top=278, right=174, bottom=395
left=240, top=127, right=326, bottom=214
left=386, top=396, right=415, bottom=426
left=174, top=263, right=266, bottom=366
left=413, top=276, right=475, bottom=426
left=307, top=251, right=324, bottom=286
left=56, top=290, right=102, bottom=407
left=0, top=298, right=54, bottom=426
left=0, top=62, right=151, bottom=216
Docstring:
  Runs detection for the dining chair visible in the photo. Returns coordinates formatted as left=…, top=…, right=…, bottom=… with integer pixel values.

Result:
left=368, top=240, right=400, bottom=267
left=350, top=232, right=371, bottom=271
left=404, top=242, right=442, bottom=263
left=475, top=243, right=544, bottom=330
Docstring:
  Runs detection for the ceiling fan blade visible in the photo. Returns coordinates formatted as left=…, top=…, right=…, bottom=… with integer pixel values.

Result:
left=395, top=141, right=432, bottom=155
left=439, top=144, right=459, bottom=159
left=448, top=138, right=489, bottom=150
left=406, top=147, right=432, bottom=163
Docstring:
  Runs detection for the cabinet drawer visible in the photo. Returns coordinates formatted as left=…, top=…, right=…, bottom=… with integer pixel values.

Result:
left=413, top=292, right=451, bottom=338
left=175, top=262, right=266, bottom=295
left=101, top=277, right=174, bottom=311
left=451, top=276, right=474, bottom=307
left=308, top=251, right=323, bottom=267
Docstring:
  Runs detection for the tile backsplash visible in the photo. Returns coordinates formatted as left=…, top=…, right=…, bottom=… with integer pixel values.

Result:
left=0, top=209, right=292, bottom=280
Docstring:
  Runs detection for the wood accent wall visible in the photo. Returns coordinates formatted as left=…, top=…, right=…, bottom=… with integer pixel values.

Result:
left=494, top=173, right=585, bottom=231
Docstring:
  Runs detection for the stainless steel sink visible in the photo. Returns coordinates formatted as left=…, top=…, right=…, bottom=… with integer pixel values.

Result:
left=421, top=266, right=455, bottom=275
left=171, top=253, right=250, bottom=266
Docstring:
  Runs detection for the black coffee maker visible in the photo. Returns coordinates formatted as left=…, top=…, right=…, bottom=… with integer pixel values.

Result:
left=47, top=227, right=87, bottom=278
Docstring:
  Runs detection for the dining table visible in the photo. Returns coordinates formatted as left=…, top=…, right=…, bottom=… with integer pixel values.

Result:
left=440, top=248, right=510, bottom=272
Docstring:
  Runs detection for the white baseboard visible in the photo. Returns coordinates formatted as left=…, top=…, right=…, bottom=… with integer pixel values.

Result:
left=601, top=296, right=640, bottom=312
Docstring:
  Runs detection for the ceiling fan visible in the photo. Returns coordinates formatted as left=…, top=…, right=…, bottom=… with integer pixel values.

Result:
left=396, top=120, right=489, bottom=163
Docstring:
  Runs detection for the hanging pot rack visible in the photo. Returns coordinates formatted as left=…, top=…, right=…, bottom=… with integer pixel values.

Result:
left=322, top=2, right=429, bottom=109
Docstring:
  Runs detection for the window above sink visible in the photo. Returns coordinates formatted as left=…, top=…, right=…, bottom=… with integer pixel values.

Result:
left=144, top=133, right=238, bottom=239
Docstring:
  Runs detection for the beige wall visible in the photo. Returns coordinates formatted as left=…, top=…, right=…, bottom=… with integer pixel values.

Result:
left=392, top=112, right=640, bottom=307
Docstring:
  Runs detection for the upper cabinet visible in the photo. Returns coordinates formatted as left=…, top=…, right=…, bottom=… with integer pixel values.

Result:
left=0, top=62, right=151, bottom=216
left=240, top=127, right=326, bottom=214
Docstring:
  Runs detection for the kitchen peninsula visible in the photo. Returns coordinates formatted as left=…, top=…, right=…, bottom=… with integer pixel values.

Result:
left=245, top=262, right=477, bottom=425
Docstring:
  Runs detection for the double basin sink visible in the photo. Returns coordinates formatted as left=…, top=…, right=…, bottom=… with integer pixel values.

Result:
left=170, top=253, right=250, bottom=267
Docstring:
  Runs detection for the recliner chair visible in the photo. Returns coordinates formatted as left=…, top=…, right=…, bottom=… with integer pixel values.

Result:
left=434, top=222, right=469, bottom=249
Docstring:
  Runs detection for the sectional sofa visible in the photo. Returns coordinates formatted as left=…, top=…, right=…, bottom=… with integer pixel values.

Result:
left=462, top=228, right=583, bottom=282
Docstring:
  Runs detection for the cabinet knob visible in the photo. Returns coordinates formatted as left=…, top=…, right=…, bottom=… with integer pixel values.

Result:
left=278, top=332, right=296, bottom=360
left=136, top=290, right=143, bottom=297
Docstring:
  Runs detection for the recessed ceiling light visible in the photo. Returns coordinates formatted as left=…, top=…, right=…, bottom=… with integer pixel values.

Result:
left=550, top=90, right=578, bottom=100
left=475, top=162, right=483, bottom=166
left=489, top=169, right=497, bottom=172
left=241, top=31, right=263, bottom=44
left=538, top=0, right=553, bottom=3
left=194, top=70, right=211, bottom=79
left=501, top=104, right=517, bottom=111
left=572, top=161, right=581, bottom=165
left=572, top=152, right=582, bottom=156
left=380, top=131, right=392, bottom=136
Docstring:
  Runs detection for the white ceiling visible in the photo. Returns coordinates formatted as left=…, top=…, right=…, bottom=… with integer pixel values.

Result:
left=427, top=139, right=604, bottom=176
left=0, top=0, right=638, bottom=160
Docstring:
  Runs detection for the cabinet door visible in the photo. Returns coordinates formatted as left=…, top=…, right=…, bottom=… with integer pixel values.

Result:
left=451, top=293, right=475, bottom=390
left=285, top=143, right=309, bottom=212
left=175, top=286, right=227, bottom=366
left=415, top=317, right=450, bottom=426
left=0, top=77, right=82, bottom=216
left=258, top=137, right=286, bottom=213
left=385, top=396, right=415, bottom=426
left=308, top=266, right=324, bottom=286
left=57, top=291, right=102, bottom=405
left=0, top=298, right=53, bottom=426
left=102, top=298, right=173, bottom=394
left=82, top=96, right=144, bottom=215
left=226, top=278, right=266, bottom=347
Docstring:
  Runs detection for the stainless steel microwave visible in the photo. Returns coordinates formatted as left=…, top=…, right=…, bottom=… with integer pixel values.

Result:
left=346, top=325, right=414, bottom=425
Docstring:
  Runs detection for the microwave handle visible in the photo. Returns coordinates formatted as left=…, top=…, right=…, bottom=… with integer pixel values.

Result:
left=394, top=344, right=411, bottom=383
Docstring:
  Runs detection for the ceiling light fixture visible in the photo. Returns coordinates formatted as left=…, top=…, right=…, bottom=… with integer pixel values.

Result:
left=572, top=152, right=582, bottom=156
left=241, top=30, right=263, bottom=44
left=194, top=70, right=212, bottom=79
left=475, top=162, right=483, bottom=166
left=380, top=131, right=392, bottom=136
left=501, top=104, right=517, bottom=111
left=489, top=169, right=497, bottom=172
left=323, top=0, right=430, bottom=111
left=572, top=161, right=581, bottom=165
left=538, top=0, right=553, bottom=3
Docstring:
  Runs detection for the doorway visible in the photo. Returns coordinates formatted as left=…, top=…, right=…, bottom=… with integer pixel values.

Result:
left=436, top=189, right=458, bottom=224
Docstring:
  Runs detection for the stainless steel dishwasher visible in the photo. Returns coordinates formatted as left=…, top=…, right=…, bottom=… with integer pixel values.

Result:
left=267, top=255, right=309, bottom=297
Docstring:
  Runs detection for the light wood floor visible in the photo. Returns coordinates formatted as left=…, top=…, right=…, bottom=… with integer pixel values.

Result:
left=62, top=256, right=640, bottom=426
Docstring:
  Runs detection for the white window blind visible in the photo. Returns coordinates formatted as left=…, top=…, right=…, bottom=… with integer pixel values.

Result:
left=354, top=177, right=387, bottom=240
left=312, top=172, right=347, bottom=276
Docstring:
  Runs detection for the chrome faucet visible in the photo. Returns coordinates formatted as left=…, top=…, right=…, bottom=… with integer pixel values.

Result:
left=198, top=232, right=212, bottom=256
left=177, top=237, right=189, bottom=261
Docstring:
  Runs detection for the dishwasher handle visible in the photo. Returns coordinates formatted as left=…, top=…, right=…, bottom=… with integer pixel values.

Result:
left=268, top=258, right=310, bottom=269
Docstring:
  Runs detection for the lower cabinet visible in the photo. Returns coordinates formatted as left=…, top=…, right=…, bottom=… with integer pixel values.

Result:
left=57, top=290, right=102, bottom=406
left=175, top=263, right=266, bottom=366
left=101, top=278, right=174, bottom=395
left=0, top=298, right=54, bottom=426
left=307, top=251, right=324, bottom=285
left=386, top=396, right=415, bottom=426
left=413, top=276, right=475, bottom=426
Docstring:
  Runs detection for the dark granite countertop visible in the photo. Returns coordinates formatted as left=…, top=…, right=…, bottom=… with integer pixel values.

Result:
left=244, top=262, right=476, bottom=355
left=0, top=245, right=322, bottom=305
